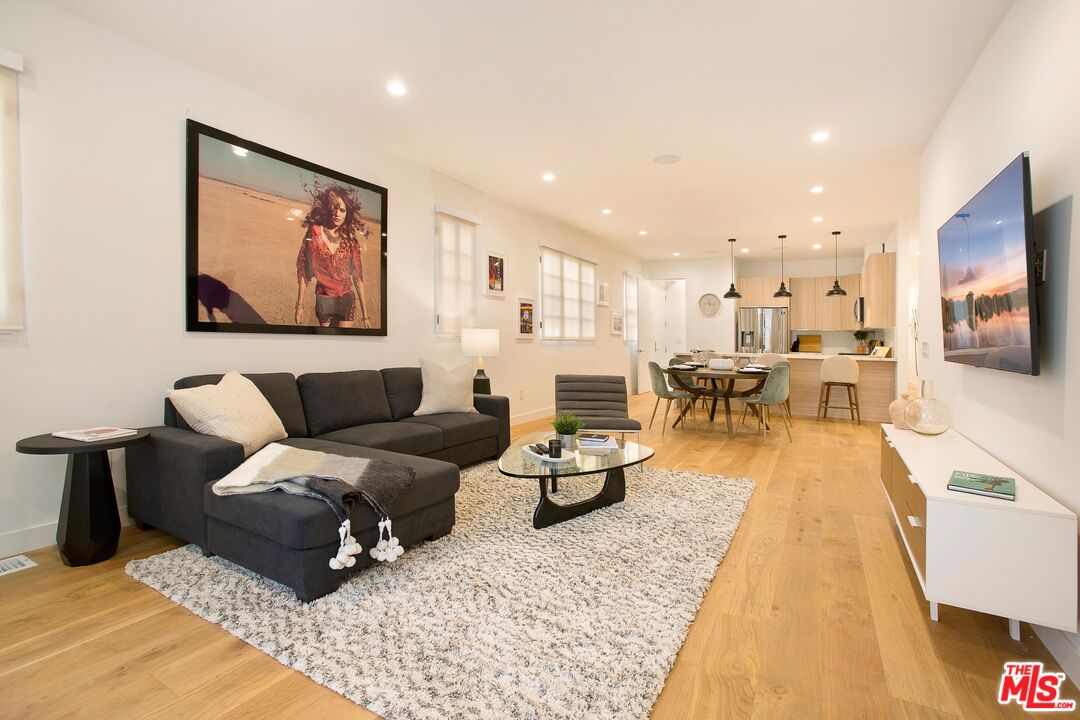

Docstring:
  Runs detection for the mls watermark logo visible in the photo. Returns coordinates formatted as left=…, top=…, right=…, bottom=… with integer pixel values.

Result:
left=998, top=662, right=1076, bottom=711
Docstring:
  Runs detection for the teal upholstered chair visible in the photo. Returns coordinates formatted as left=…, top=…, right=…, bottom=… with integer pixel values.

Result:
left=739, top=361, right=793, bottom=442
left=648, top=361, right=694, bottom=437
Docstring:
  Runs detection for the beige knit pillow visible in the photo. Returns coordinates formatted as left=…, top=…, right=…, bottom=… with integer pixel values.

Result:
left=167, top=372, right=287, bottom=456
left=414, top=359, right=478, bottom=416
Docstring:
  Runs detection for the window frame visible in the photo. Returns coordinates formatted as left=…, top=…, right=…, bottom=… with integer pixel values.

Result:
left=433, top=207, right=481, bottom=338
left=540, top=245, right=597, bottom=342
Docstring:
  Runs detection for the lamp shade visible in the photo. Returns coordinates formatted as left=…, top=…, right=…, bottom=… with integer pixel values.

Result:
left=461, top=328, right=500, bottom=358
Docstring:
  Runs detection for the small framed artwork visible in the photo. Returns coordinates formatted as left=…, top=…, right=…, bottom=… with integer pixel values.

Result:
left=517, top=297, right=535, bottom=339
left=870, top=345, right=892, bottom=358
left=610, top=311, right=624, bottom=335
left=485, top=250, right=506, bottom=297
left=597, top=281, right=610, bottom=307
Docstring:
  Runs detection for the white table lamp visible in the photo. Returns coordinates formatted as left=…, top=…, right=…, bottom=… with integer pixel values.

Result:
left=461, top=328, right=500, bottom=394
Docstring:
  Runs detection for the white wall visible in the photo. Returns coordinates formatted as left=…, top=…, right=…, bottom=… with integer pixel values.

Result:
left=643, top=258, right=734, bottom=352
left=0, top=1, right=643, bottom=555
left=917, top=0, right=1080, bottom=676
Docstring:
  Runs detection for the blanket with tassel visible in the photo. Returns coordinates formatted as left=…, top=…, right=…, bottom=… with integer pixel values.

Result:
left=212, top=443, right=415, bottom=570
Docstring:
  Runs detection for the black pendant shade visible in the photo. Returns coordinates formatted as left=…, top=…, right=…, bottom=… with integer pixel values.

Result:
left=723, top=237, right=742, bottom=299
left=773, top=234, right=792, bottom=298
left=826, top=230, right=847, bottom=296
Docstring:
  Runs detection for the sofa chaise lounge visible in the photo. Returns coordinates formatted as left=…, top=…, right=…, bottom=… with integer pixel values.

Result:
left=126, top=367, right=510, bottom=601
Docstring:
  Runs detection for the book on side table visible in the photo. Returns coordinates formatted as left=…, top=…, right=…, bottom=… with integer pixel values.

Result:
left=948, top=470, right=1016, bottom=501
left=51, top=427, right=138, bottom=443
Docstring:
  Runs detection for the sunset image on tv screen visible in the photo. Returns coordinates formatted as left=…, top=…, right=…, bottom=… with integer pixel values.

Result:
left=937, top=155, right=1035, bottom=374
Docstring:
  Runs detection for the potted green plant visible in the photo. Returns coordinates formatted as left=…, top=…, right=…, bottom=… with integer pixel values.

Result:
left=853, top=329, right=872, bottom=354
left=552, top=412, right=583, bottom=448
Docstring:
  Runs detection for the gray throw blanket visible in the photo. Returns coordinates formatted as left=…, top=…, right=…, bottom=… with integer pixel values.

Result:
left=213, top=443, right=415, bottom=570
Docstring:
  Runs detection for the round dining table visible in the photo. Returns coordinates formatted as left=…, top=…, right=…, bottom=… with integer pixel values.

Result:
left=662, top=366, right=771, bottom=438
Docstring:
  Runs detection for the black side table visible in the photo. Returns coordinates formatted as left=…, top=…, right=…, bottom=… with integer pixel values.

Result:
left=15, top=430, right=149, bottom=566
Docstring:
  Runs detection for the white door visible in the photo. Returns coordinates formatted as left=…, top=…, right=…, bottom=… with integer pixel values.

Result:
left=647, top=279, right=686, bottom=367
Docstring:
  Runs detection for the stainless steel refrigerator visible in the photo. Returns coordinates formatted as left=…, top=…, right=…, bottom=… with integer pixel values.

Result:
left=737, top=307, right=789, bottom=354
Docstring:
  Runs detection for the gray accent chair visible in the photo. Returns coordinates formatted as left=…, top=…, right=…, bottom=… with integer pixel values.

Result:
left=739, top=361, right=794, bottom=442
left=554, top=375, right=642, bottom=447
left=647, top=361, right=694, bottom=436
left=127, top=368, right=511, bottom=601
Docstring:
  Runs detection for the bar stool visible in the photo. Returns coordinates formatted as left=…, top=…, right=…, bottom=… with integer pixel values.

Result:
left=817, top=356, right=861, bottom=423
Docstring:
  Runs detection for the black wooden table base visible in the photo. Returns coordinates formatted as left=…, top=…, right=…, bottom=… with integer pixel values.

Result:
left=57, top=451, right=122, bottom=566
left=532, top=466, right=627, bottom=529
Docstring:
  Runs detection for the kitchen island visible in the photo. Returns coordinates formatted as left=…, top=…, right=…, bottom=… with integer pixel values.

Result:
left=676, top=352, right=897, bottom=422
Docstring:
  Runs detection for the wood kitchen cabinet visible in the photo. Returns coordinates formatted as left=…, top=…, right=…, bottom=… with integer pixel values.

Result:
left=788, top=274, right=860, bottom=331
left=861, top=252, right=896, bottom=328
left=788, top=277, right=817, bottom=329
left=736, top=276, right=789, bottom=308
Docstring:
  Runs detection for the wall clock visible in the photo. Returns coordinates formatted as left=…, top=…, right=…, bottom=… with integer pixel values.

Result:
left=698, top=293, right=721, bottom=317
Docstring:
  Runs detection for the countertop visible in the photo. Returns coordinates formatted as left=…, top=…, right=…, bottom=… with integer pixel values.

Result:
left=725, top=352, right=897, bottom=362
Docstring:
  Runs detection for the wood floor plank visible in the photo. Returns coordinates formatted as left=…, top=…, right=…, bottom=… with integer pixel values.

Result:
left=0, top=392, right=1073, bottom=719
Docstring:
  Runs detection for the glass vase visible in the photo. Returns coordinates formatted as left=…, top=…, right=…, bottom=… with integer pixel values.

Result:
left=903, top=380, right=952, bottom=435
left=889, top=394, right=911, bottom=429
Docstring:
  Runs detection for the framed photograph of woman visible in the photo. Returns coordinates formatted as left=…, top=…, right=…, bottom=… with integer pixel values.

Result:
left=517, top=297, right=535, bottom=339
left=485, top=250, right=506, bottom=297
left=185, top=120, right=388, bottom=336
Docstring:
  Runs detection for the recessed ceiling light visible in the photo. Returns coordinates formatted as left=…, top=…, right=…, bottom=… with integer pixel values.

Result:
left=812, top=243, right=822, bottom=250
left=386, top=80, right=407, bottom=96
left=638, top=230, right=648, bottom=236
left=231, top=145, right=248, bottom=157
left=541, top=172, right=556, bottom=182
left=811, top=130, right=830, bottom=143
left=740, top=248, right=750, bottom=254
left=672, top=252, right=681, bottom=257
left=601, top=208, right=612, bottom=215
left=812, top=216, right=824, bottom=223
left=653, top=154, right=681, bottom=164
left=810, top=185, right=824, bottom=194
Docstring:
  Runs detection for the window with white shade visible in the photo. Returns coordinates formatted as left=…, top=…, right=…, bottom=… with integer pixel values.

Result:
left=434, top=210, right=477, bottom=337
left=623, top=272, right=639, bottom=343
left=540, top=246, right=596, bottom=341
left=0, top=56, right=24, bottom=332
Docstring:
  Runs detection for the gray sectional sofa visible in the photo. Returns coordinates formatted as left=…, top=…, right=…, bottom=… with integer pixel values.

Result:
left=126, top=367, right=510, bottom=601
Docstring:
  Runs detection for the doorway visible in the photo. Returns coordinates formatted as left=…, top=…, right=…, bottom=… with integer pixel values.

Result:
left=647, top=279, right=686, bottom=368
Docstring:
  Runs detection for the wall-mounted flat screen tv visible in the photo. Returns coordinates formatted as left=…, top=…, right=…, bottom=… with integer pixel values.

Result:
left=937, top=153, right=1039, bottom=375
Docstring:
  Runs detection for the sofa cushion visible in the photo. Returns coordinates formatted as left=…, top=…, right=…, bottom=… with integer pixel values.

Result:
left=401, top=413, right=499, bottom=447
left=415, top=359, right=478, bottom=416
left=297, top=370, right=393, bottom=435
left=381, top=367, right=423, bottom=420
left=317, top=422, right=443, bottom=455
left=167, top=372, right=288, bottom=457
left=167, top=372, right=308, bottom=437
left=204, top=439, right=460, bottom=549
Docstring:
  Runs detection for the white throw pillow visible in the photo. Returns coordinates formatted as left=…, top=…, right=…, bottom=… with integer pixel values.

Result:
left=414, top=359, right=478, bottom=416
left=167, top=371, right=287, bottom=457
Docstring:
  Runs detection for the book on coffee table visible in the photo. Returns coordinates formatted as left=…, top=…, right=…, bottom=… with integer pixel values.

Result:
left=947, top=470, right=1016, bottom=501
left=52, top=427, right=137, bottom=443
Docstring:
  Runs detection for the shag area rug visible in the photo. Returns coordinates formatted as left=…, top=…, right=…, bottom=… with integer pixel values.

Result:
left=127, top=462, right=754, bottom=720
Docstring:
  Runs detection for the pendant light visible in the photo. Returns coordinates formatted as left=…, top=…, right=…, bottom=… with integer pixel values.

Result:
left=826, top=230, right=848, bottom=296
left=723, top=238, right=742, bottom=299
left=773, top=234, right=792, bottom=297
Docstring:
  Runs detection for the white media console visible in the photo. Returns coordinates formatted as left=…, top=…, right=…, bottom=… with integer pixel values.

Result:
left=880, top=424, right=1077, bottom=640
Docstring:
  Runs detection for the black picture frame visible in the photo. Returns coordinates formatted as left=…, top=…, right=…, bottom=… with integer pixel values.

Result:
left=185, top=119, right=389, bottom=336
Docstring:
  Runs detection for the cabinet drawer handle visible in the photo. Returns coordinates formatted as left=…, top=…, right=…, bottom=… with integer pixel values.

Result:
left=886, top=439, right=894, bottom=448
left=907, top=474, right=917, bottom=485
left=907, top=515, right=923, bottom=529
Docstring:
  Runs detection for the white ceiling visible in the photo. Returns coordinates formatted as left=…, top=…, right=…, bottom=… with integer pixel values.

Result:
left=50, top=0, right=1012, bottom=260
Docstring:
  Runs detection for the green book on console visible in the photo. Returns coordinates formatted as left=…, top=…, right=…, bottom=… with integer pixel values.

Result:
left=947, top=470, right=1016, bottom=501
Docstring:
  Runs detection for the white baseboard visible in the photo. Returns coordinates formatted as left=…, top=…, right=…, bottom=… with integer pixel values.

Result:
left=0, top=504, right=133, bottom=558
left=1034, top=625, right=1080, bottom=683
left=510, top=405, right=555, bottom=424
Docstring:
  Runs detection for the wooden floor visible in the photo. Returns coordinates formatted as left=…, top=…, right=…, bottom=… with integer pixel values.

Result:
left=1, top=392, right=1073, bottom=719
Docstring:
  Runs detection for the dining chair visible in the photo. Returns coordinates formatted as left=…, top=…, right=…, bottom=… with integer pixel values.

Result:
left=647, top=362, right=694, bottom=437
left=754, top=352, right=791, bottom=416
left=817, top=355, right=860, bottom=423
left=739, top=361, right=793, bottom=442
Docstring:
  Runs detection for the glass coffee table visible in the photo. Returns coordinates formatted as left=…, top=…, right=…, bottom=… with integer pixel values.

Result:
left=497, top=431, right=654, bottom=529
